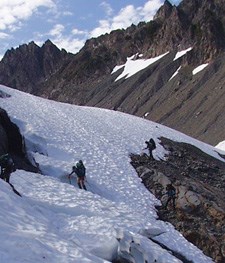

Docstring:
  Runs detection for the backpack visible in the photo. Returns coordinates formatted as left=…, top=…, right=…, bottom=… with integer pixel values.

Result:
left=149, top=139, right=156, bottom=150
left=75, top=162, right=85, bottom=177
left=166, top=184, right=176, bottom=197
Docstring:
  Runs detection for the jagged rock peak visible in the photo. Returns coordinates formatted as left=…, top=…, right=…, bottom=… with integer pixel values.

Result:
left=41, top=39, right=71, bottom=56
left=42, top=39, right=59, bottom=50
left=18, top=41, right=39, bottom=52
left=41, top=39, right=61, bottom=54
left=44, top=39, right=54, bottom=46
left=1, top=41, right=39, bottom=62
left=153, top=0, right=173, bottom=21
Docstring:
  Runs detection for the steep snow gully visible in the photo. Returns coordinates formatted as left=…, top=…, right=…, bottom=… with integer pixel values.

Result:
left=0, top=85, right=224, bottom=263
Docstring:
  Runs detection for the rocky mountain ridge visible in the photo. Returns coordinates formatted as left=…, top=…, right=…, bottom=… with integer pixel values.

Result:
left=0, top=0, right=225, bottom=145
left=0, top=40, right=73, bottom=94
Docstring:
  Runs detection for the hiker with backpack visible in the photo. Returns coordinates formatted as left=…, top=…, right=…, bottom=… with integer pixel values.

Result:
left=68, top=160, right=87, bottom=190
left=163, top=183, right=176, bottom=210
left=143, top=138, right=156, bottom=159
left=0, top=153, right=15, bottom=184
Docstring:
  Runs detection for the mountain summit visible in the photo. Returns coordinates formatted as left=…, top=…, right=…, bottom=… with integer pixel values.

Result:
left=0, top=0, right=225, bottom=145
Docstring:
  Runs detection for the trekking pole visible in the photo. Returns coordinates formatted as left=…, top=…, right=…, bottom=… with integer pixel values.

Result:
left=68, top=175, right=71, bottom=184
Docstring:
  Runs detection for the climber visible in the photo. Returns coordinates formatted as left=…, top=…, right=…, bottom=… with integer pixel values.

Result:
left=0, top=153, right=16, bottom=184
left=143, top=138, right=156, bottom=159
left=163, top=183, right=176, bottom=210
left=68, top=160, right=87, bottom=190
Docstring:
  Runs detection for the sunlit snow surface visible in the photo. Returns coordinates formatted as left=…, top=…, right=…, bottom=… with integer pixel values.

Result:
left=192, top=63, right=209, bottom=75
left=216, top=141, right=225, bottom=151
left=169, top=66, right=181, bottom=81
left=111, top=48, right=208, bottom=84
left=173, top=47, right=193, bottom=61
left=112, top=52, right=169, bottom=82
left=0, top=85, right=222, bottom=262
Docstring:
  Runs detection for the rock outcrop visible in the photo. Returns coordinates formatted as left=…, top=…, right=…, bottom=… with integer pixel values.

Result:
left=130, top=137, right=225, bottom=263
left=0, top=106, right=38, bottom=172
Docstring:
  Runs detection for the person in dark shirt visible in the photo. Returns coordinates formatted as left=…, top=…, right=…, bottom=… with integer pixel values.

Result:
left=144, top=138, right=156, bottom=159
left=163, top=184, right=176, bottom=210
left=69, top=160, right=87, bottom=190
left=0, top=153, right=15, bottom=184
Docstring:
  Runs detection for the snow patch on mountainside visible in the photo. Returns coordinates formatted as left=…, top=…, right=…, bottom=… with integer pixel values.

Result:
left=173, top=47, right=193, bottom=61
left=192, top=63, right=209, bottom=75
left=112, top=52, right=169, bottom=81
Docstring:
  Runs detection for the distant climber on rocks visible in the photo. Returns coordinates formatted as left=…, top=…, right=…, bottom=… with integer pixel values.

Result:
left=143, top=138, right=156, bottom=159
left=0, top=153, right=16, bottom=184
left=68, top=160, right=87, bottom=190
left=163, top=183, right=176, bottom=210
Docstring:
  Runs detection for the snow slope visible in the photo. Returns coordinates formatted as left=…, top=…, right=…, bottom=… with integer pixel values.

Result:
left=0, top=85, right=223, bottom=263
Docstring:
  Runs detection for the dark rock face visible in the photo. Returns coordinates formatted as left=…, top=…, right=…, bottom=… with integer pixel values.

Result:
left=0, top=108, right=38, bottom=172
left=0, top=40, right=73, bottom=94
left=130, top=137, right=225, bottom=263
left=1, top=0, right=225, bottom=145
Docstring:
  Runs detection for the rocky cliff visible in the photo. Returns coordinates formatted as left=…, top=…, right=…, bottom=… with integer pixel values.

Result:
left=0, top=0, right=225, bottom=145
left=130, top=137, right=225, bottom=263
left=0, top=103, right=38, bottom=172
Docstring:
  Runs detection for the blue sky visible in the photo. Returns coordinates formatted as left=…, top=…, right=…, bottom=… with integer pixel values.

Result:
left=0, top=0, right=181, bottom=58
